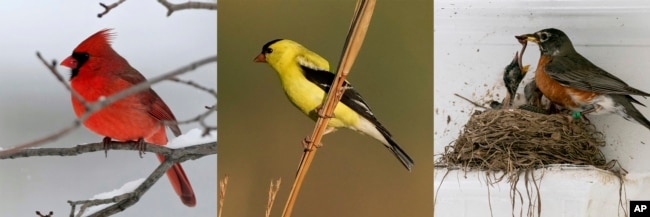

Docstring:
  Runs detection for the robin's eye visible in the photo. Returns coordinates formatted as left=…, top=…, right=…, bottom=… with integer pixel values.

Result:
left=539, top=32, right=549, bottom=42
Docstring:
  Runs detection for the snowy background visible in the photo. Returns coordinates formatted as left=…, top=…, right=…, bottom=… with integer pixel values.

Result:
left=0, top=1, right=216, bottom=216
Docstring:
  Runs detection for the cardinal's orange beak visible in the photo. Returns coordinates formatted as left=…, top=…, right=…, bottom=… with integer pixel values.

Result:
left=254, top=53, right=266, bottom=63
left=61, top=56, right=78, bottom=69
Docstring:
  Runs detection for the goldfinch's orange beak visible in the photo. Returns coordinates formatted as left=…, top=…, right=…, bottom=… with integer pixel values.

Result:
left=254, top=53, right=266, bottom=63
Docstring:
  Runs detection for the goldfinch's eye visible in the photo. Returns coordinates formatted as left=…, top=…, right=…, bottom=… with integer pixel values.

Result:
left=265, top=48, right=273, bottom=54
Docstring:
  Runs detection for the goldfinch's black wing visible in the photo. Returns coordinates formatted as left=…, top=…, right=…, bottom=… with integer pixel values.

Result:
left=299, top=65, right=414, bottom=171
left=299, top=65, right=389, bottom=135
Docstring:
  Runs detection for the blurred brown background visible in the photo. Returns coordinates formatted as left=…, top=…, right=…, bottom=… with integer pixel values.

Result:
left=218, top=0, right=433, bottom=216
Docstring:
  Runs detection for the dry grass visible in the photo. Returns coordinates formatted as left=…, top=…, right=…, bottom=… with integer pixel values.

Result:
left=218, top=175, right=229, bottom=217
left=265, top=178, right=282, bottom=217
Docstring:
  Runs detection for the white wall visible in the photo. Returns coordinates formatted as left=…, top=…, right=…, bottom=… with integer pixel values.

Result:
left=435, top=0, right=650, bottom=216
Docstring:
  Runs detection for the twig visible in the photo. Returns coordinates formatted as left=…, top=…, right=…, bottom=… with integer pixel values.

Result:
left=167, top=77, right=217, bottom=98
left=218, top=175, right=229, bottom=217
left=158, top=0, right=217, bottom=17
left=281, top=0, right=376, bottom=216
left=36, top=52, right=89, bottom=110
left=265, top=178, right=282, bottom=217
left=0, top=55, right=217, bottom=158
left=98, top=0, right=216, bottom=18
left=35, top=211, right=53, bottom=217
left=164, top=77, right=217, bottom=135
left=454, top=93, right=489, bottom=109
left=165, top=105, right=217, bottom=136
left=97, top=0, right=127, bottom=18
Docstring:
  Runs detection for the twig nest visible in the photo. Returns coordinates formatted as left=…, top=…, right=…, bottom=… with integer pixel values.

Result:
left=439, top=108, right=609, bottom=171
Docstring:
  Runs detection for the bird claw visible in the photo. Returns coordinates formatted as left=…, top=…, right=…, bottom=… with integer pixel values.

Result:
left=302, top=136, right=322, bottom=151
left=102, top=137, right=112, bottom=158
left=316, top=106, right=334, bottom=119
left=136, top=138, right=146, bottom=158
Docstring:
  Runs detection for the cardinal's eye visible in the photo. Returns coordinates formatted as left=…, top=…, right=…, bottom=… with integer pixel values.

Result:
left=72, top=52, right=90, bottom=66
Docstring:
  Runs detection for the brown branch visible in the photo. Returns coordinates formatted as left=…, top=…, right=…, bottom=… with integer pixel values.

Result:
left=97, top=0, right=127, bottom=18
left=158, top=0, right=217, bottom=17
left=281, top=0, right=376, bottom=216
left=0, top=54, right=217, bottom=158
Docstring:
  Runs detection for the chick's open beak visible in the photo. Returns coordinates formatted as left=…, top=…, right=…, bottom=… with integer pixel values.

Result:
left=254, top=53, right=266, bottom=63
left=515, top=34, right=538, bottom=43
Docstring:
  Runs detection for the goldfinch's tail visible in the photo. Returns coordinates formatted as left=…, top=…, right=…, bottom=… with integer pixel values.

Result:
left=378, top=127, right=414, bottom=172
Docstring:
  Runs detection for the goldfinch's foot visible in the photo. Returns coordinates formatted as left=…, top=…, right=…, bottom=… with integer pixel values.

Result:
left=102, top=137, right=112, bottom=158
left=315, top=106, right=335, bottom=118
left=302, top=136, right=323, bottom=151
left=323, top=127, right=336, bottom=135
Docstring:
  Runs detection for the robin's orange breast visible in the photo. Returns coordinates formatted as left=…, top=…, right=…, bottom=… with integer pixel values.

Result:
left=535, top=55, right=600, bottom=110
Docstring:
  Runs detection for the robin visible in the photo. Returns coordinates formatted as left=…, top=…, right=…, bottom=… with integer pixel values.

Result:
left=490, top=51, right=530, bottom=109
left=516, top=28, right=650, bottom=130
left=523, top=79, right=543, bottom=108
left=517, top=79, right=550, bottom=114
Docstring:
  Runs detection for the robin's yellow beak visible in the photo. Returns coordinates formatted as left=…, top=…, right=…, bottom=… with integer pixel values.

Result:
left=515, top=34, right=539, bottom=43
left=521, top=65, right=530, bottom=74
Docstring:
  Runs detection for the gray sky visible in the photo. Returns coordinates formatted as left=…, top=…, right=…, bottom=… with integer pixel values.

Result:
left=0, top=1, right=216, bottom=216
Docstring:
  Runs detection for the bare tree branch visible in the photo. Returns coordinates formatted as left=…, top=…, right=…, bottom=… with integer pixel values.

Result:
left=0, top=141, right=215, bottom=160
left=36, top=52, right=89, bottom=110
left=97, top=0, right=127, bottom=18
left=66, top=141, right=215, bottom=216
left=0, top=54, right=217, bottom=158
left=98, top=0, right=217, bottom=18
left=164, top=77, right=217, bottom=135
left=164, top=105, right=217, bottom=137
left=2, top=141, right=215, bottom=216
left=167, top=77, right=216, bottom=98
left=158, top=0, right=217, bottom=17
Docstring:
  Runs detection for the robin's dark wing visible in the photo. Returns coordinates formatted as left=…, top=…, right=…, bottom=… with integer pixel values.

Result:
left=299, top=65, right=392, bottom=136
left=545, top=54, right=650, bottom=96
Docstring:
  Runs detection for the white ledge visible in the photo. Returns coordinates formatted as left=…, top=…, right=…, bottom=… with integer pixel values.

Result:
left=434, top=165, right=650, bottom=217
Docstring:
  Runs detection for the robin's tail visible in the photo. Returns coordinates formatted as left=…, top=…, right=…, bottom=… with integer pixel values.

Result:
left=156, top=154, right=196, bottom=207
left=613, top=95, right=650, bottom=131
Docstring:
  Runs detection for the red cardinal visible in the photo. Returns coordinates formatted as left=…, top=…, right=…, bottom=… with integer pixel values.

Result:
left=60, top=29, right=196, bottom=207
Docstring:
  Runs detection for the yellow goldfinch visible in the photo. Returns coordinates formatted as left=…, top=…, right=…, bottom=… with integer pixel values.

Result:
left=254, top=39, right=414, bottom=171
